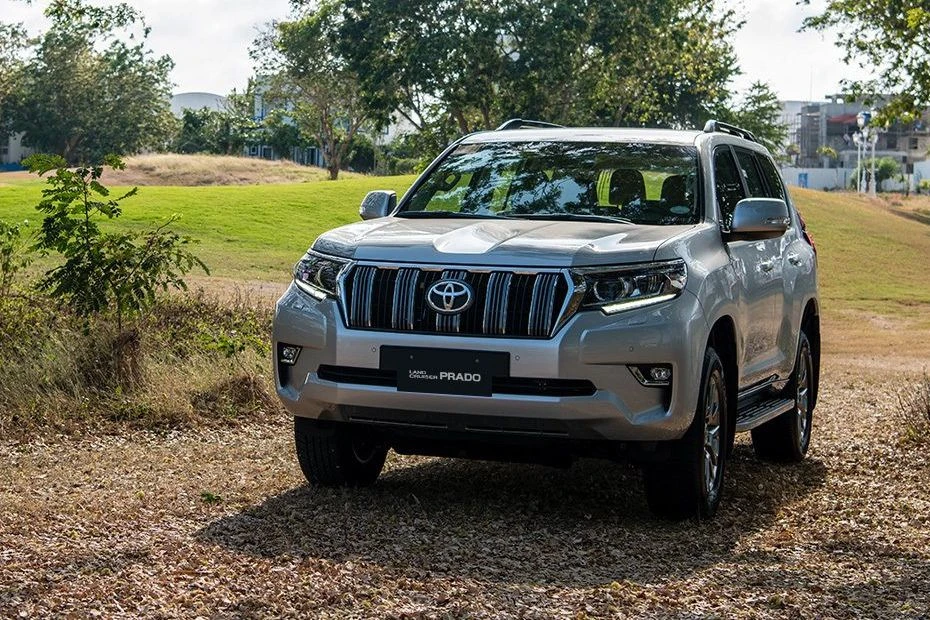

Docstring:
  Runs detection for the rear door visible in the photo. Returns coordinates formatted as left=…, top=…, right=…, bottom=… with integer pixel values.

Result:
left=713, top=145, right=781, bottom=389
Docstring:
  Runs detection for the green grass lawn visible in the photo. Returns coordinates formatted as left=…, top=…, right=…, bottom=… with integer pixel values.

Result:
left=2, top=174, right=929, bottom=316
left=792, top=188, right=930, bottom=313
left=0, top=175, right=417, bottom=281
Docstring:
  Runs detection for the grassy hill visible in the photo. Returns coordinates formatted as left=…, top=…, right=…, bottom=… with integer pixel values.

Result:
left=793, top=190, right=930, bottom=312
left=2, top=170, right=929, bottom=321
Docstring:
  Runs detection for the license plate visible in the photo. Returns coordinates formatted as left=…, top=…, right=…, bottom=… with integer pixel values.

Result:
left=380, top=346, right=509, bottom=397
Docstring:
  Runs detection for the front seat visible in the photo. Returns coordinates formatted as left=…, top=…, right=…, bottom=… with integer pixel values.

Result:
left=659, top=175, right=693, bottom=223
left=661, top=174, right=688, bottom=207
left=609, top=169, right=647, bottom=218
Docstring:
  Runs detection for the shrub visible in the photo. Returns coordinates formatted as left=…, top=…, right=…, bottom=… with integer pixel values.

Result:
left=23, top=153, right=207, bottom=327
left=897, top=375, right=930, bottom=446
left=0, top=220, right=32, bottom=297
left=849, top=157, right=902, bottom=192
left=0, top=292, right=279, bottom=439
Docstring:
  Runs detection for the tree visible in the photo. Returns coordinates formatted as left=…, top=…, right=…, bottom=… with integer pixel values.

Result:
left=850, top=157, right=901, bottom=192
left=173, top=89, right=260, bottom=156
left=715, top=82, right=788, bottom=153
left=0, top=22, right=27, bottom=136
left=816, top=145, right=839, bottom=161
left=255, top=2, right=373, bottom=179
left=9, top=0, right=175, bottom=164
left=803, top=2, right=930, bottom=122
left=261, top=109, right=304, bottom=160
left=334, top=0, right=740, bottom=151
left=173, top=108, right=215, bottom=154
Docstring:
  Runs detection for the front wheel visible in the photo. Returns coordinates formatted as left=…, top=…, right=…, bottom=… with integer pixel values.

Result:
left=643, top=346, right=728, bottom=520
left=751, top=332, right=814, bottom=462
left=294, top=418, right=388, bottom=487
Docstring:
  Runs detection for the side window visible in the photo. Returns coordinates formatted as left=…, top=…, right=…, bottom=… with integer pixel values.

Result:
left=735, top=149, right=766, bottom=197
left=756, top=154, right=787, bottom=201
left=713, top=147, right=745, bottom=228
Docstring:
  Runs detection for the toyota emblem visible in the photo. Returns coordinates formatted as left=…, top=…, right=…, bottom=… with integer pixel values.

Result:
left=426, top=279, right=474, bottom=314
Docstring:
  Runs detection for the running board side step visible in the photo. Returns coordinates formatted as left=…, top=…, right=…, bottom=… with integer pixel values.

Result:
left=735, top=398, right=795, bottom=432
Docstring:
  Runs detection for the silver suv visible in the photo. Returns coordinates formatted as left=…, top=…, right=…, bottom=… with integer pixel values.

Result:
left=273, top=120, right=820, bottom=519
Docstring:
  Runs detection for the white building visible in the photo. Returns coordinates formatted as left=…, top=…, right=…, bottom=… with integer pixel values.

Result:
left=170, top=92, right=228, bottom=117
left=0, top=132, right=33, bottom=169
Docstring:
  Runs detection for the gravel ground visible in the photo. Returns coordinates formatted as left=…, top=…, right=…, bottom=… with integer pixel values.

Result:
left=2, top=355, right=929, bottom=619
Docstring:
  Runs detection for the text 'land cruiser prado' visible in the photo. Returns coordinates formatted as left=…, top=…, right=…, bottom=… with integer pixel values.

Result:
left=273, top=119, right=820, bottom=519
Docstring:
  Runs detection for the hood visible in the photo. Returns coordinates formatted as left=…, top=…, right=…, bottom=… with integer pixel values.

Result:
left=311, top=217, right=695, bottom=267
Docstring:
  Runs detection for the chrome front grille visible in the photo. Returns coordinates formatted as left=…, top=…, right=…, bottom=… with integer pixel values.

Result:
left=341, top=265, right=575, bottom=338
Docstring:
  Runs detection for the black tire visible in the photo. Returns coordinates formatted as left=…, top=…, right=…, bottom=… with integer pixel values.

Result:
left=644, top=346, right=728, bottom=520
left=294, top=417, right=388, bottom=487
left=751, top=332, right=814, bottom=463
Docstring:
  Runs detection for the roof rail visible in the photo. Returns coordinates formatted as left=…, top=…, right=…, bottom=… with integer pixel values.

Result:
left=495, top=118, right=564, bottom=131
left=703, top=119, right=757, bottom=143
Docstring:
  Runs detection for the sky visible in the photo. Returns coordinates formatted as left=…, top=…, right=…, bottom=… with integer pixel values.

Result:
left=1, top=0, right=860, bottom=103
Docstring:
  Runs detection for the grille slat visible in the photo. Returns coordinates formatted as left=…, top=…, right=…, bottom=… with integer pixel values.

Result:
left=344, top=265, right=571, bottom=338
left=391, top=268, right=419, bottom=330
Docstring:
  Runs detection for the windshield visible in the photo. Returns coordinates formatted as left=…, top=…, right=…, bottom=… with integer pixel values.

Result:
left=401, top=141, right=700, bottom=225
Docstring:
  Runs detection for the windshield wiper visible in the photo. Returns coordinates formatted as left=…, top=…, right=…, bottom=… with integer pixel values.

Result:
left=502, top=213, right=635, bottom=225
left=396, top=211, right=507, bottom=219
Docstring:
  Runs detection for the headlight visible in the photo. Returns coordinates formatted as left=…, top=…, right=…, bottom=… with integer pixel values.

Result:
left=574, top=259, right=687, bottom=314
left=293, top=251, right=349, bottom=300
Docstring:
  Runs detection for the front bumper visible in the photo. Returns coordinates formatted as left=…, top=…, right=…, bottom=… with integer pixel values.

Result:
left=272, top=282, right=708, bottom=442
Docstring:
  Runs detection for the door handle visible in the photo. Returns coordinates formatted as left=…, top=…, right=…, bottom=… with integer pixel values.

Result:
left=760, top=259, right=775, bottom=272
left=787, top=253, right=803, bottom=266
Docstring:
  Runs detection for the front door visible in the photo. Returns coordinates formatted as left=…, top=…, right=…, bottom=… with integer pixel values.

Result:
left=713, top=146, right=784, bottom=389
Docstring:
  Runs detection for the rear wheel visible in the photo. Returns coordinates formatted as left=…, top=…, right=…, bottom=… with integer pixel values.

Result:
left=644, top=347, right=728, bottom=520
left=751, top=332, right=813, bottom=462
left=294, top=417, right=388, bottom=487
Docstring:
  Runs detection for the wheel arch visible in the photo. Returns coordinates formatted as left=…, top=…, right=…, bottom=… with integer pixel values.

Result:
left=800, top=298, right=821, bottom=408
left=707, top=315, right=739, bottom=456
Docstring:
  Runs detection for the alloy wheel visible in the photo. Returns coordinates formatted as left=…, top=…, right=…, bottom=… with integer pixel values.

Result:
left=796, top=347, right=812, bottom=452
left=703, top=370, right=724, bottom=500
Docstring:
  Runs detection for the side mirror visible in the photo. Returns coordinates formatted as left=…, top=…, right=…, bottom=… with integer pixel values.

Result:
left=359, top=190, right=397, bottom=220
left=728, top=198, right=789, bottom=240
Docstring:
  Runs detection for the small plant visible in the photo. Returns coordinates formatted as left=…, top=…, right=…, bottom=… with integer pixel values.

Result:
left=897, top=375, right=930, bottom=446
left=23, top=153, right=208, bottom=328
left=200, top=491, right=223, bottom=505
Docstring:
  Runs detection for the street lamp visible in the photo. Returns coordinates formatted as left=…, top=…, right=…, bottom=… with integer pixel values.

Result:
left=854, top=111, right=879, bottom=195
left=853, top=131, right=863, bottom=193
left=869, top=110, right=878, bottom=197
left=856, top=111, right=869, bottom=194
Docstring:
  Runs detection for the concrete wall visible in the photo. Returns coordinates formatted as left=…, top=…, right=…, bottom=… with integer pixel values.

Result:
left=781, top=167, right=854, bottom=190
left=915, top=160, right=930, bottom=186
left=783, top=161, right=930, bottom=192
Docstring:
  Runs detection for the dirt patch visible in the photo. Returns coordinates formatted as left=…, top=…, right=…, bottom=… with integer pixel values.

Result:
left=100, top=154, right=359, bottom=186
left=1, top=357, right=929, bottom=618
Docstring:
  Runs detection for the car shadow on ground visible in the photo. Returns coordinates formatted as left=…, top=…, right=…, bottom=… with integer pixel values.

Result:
left=195, top=443, right=827, bottom=587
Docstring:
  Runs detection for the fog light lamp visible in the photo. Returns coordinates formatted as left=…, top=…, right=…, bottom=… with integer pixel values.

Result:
left=650, top=366, right=672, bottom=382
left=279, top=344, right=302, bottom=365
left=629, top=364, right=672, bottom=387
